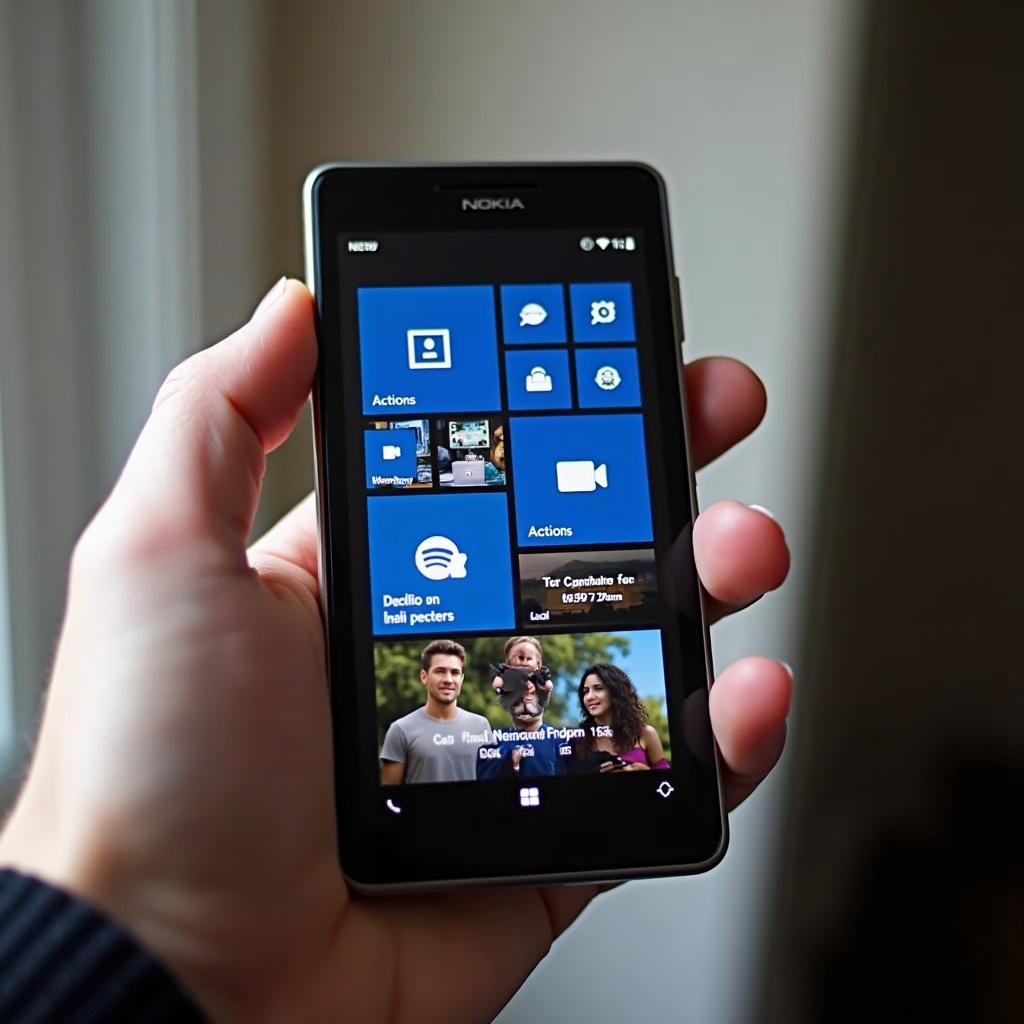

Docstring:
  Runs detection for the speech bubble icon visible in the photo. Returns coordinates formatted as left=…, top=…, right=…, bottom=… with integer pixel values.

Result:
left=519, top=302, right=548, bottom=327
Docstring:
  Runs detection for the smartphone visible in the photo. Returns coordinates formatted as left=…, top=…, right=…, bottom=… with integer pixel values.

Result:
left=303, top=163, right=726, bottom=890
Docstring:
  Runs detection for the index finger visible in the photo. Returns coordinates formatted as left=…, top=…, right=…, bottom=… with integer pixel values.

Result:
left=685, top=357, right=766, bottom=469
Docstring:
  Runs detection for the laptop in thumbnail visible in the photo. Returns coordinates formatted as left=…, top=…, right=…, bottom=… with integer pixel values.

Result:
left=451, top=460, right=485, bottom=486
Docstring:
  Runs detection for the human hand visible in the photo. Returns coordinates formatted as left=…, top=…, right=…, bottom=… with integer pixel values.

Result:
left=597, top=759, right=647, bottom=773
left=490, top=674, right=554, bottom=697
left=0, top=280, right=790, bottom=1024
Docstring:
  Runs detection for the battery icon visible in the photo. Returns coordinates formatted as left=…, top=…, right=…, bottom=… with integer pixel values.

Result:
left=625, top=236, right=636, bottom=251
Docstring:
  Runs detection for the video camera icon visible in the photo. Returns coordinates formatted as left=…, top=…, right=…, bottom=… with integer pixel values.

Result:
left=555, top=460, right=609, bottom=493
left=381, top=444, right=402, bottom=461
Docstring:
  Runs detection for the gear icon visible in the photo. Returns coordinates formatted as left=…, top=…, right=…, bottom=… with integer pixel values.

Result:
left=594, top=365, right=622, bottom=391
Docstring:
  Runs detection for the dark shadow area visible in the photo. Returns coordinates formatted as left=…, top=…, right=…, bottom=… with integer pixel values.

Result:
left=812, top=760, right=1021, bottom=1023
left=758, top=2, right=1022, bottom=1021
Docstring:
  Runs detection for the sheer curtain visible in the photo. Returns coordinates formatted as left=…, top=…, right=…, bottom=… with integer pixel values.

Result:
left=0, top=0, right=278, bottom=782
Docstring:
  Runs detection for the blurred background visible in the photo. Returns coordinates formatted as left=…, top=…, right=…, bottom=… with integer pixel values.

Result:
left=0, top=1, right=1019, bottom=1021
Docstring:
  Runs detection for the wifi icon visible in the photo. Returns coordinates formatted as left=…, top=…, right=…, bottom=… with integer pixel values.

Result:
left=415, top=535, right=469, bottom=580
left=595, top=237, right=610, bottom=251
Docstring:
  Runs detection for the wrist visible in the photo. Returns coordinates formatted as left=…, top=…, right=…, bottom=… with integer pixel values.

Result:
left=1, top=800, right=219, bottom=1020
left=0, top=868, right=207, bottom=1022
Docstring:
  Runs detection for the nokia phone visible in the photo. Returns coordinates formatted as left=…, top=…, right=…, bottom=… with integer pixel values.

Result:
left=303, top=163, right=726, bottom=890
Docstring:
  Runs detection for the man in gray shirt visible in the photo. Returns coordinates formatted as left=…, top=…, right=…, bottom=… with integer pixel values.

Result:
left=380, top=639, right=492, bottom=784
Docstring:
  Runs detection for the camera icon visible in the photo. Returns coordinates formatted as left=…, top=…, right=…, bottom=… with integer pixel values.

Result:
left=555, top=460, right=609, bottom=493
left=381, top=445, right=402, bottom=461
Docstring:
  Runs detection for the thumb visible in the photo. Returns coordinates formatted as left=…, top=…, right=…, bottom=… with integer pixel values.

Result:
left=97, top=278, right=317, bottom=563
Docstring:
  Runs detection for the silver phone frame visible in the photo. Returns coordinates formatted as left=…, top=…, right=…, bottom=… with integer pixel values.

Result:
left=302, top=162, right=727, bottom=893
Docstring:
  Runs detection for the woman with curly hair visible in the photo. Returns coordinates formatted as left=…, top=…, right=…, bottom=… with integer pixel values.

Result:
left=577, top=663, right=670, bottom=772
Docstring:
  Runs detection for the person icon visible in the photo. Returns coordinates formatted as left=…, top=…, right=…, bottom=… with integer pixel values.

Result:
left=407, top=328, right=452, bottom=369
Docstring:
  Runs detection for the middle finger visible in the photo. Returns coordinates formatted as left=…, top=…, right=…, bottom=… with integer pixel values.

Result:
left=693, top=500, right=789, bottom=623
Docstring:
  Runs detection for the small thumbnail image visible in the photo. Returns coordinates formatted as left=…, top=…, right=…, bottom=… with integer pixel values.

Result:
left=518, top=548, right=658, bottom=628
left=375, top=629, right=671, bottom=784
left=364, top=418, right=433, bottom=489
left=433, top=415, right=506, bottom=487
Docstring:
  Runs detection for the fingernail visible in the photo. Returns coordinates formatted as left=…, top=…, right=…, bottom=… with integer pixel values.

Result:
left=748, top=504, right=776, bottom=521
left=780, top=661, right=794, bottom=678
left=252, top=276, right=286, bottom=320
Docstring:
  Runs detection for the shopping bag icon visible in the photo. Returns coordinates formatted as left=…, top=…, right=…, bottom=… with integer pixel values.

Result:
left=525, top=367, right=553, bottom=393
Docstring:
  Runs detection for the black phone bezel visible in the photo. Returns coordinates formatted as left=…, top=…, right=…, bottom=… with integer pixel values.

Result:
left=306, top=163, right=727, bottom=889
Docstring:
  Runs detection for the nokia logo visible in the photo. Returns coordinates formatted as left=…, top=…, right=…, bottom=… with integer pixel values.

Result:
left=461, top=197, right=525, bottom=211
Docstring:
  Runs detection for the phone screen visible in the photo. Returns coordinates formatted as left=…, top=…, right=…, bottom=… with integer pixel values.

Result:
left=310, top=167, right=724, bottom=886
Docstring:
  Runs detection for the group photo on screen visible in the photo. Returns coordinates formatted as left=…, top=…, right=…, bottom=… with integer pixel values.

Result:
left=376, top=630, right=671, bottom=783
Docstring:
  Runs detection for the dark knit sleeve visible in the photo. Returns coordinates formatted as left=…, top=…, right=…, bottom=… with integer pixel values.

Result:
left=0, top=869, right=207, bottom=1023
